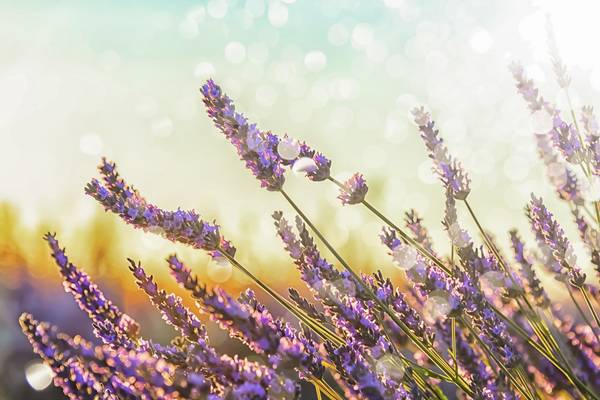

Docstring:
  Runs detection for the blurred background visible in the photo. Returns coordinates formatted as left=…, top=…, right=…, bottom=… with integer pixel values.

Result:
left=2, top=0, right=600, bottom=398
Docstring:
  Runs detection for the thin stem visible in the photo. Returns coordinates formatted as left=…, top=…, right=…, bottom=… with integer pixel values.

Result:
left=218, top=248, right=345, bottom=347
left=314, top=383, right=323, bottom=400
left=279, top=188, right=474, bottom=396
left=494, top=304, right=599, bottom=399
left=328, top=176, right=452, bottom=275
left=451, top=317, right=458, bottom=378
left=460, top=317, right=535, bottom=400
left=566, top=285, right=599, bottom=343
left=580, top=287, right=600, bottom=340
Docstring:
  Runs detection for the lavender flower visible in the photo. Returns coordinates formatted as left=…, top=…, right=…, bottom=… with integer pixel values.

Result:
left=167, top=254, right=324, bottom=380
left=551, top=114, right=586, bottom=164
left=527, top=194, right=586, bottom=286
left=324, top=342, right=409, bottom=400
left=129, top=259, right=299, bottom=398
left=509, top=230, right=550, bottom=308
left=412, top=107, right=471, bottom=200
left=535, top=133, right=584, bottom=205
left=546, top=18, right=571, bottom=89
left=581, top=106, right=600, bottom=175
left=20, top=313, right=212, bottom=399
left=201, top=79, right=331, bottom=187
left=45, top=233, right=141, bottom=348
left=20, top=313, right=107, bottom=399
left=404, top=209, right=437, bottom=255
left=509, top=62, right=555, bottom=114
left=86, top=158, right=234, bottom=261
left=337, top=173, right=368, bottom=205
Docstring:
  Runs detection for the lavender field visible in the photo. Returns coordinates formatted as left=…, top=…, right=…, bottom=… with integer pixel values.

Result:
left=2, top=1, right=600, bottom=399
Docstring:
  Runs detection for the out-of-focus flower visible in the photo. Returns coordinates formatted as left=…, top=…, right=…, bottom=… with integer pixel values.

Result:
left=551, top=114, right=586, bottom=164
left=535, top=133, right=584, bottom=205
left=337, top=173, right=368, bottom=205
left=509, top=62, right=555, bottom=114
left=509, top=230, right=550, bottom=308
left=412, top=107, right=470, bottom=200
left=527, top=194, right=586, bottom=286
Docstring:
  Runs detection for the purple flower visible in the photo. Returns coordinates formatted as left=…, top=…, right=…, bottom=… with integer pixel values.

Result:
left=273, top=212, right=389, bottom=350
left=44, top=233, right=141, bottom=348
left=128, top=258, right=297, bottom=398
left=535, top=133, right=583, bottom=205
left=527, top=194, right=586, bottom=286
left=201, top=79, right=331, bottom=187
left=324, top=342, right=409, bottom=400
left=404, top=209, right=436, bottom=255
left=86, top=158, right=234, bottom=261
left=551, top=114, right=586, bottom=164
left=167, top=254, right=324, bottom=380
left=20, top=313, right=212, bottom=399
left=412, top=107, right=471, bottom=200
left=337, top=173, right=368, bottom=205
left=509, top=230, right=550, bottom=308
left=509, top=62, right=555, bottom=114
left=581, top=106, right=600, bottom=175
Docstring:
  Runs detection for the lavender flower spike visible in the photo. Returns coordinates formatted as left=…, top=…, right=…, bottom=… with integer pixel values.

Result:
left=86, top=158, right=235, bottom=261
left=167, top=254, right=324, bottom=380
left=201, top=79, right=331, bottom=186
left=338, top=173, right=368, bottom=205
left=527, top=194, right=586, bottom=286
left=509, top=62, right=555, bottom=114
left=44, top=233, right=141, bottom=348
left=509, top=230, right=550, bottom=308
left=412, top=107, right=471, bottom=200
left=129, top=260, right=296, bottom=399
left=551, top=113, right=586, bottom=164
left=19, top=314, right=107, bottom=400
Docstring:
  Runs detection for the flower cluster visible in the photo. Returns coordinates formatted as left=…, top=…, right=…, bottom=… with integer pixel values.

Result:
left=19, top=57, right=600, bottom=400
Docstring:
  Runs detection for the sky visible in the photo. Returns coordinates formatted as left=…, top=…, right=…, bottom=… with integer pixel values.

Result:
left=2, top=0, right=600, bottom=281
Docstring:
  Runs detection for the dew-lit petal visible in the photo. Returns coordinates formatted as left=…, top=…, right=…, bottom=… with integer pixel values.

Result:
left=292, top=157, right=317, bottom=174
left=25, top=362, right=53, bottom=391
left=277, top=137, right=300, bottom=160
left=392, top=244, right=418, bottom=270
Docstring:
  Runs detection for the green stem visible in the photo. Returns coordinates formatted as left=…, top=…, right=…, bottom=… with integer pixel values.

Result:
left=580, top=287, right=600, bottom=341
left=328, top=176, right=452, bottom=275
left=279, top=188, right=474, bottom=396
left=459, top=317, right=535, bottom=400
left=218, top=248, right=344, bottom=347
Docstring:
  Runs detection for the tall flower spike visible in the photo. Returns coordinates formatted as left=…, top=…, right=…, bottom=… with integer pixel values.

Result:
left=412, top=107, right=471, bottom=200
left=20, top=313, right=212, bottom=398
left=581, top=106, right=600, bottom=175
left=509, top=62, right=555, bottom=114
left=404, top=209, right=436, bottom=255
left=86, top=158, right=234, bottom=261
left=535, top=133, right=583, bottom=205
left=337, top=173, right=368, bottom=205
left=44, top=233, right=141, bottom=348
left=201, top=79, right=331, bottom=186
left=551, top=114, right=587, bottom=164
left=509, top=230, right=550, bottom=308
left=167, top=254, right=324, bottom=380
left=128, top=260, right=295, bottom=399
left=19, top=314, right=108, bottom=400
left=546, top=17, right=571, bottom=89
left=273, top=212, right=394, bottom=353
left=527, top=194, right=586, bottom=286
left=324, top=342, right=409, bottom=400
